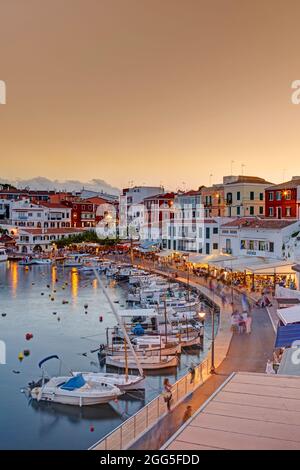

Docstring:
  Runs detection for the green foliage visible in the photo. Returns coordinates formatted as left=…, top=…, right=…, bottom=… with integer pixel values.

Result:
left=55, top=231, right=120, bottom=248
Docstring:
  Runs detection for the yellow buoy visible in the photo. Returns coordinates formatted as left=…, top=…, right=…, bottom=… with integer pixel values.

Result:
left=18, top=352, right=24, bottom=361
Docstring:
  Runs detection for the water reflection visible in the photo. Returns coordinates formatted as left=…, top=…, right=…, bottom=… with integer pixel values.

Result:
left=71, top=269, right=78, bottom=299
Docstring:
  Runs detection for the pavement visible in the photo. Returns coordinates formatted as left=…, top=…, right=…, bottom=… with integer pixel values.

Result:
left=130, top=303, right=275, bottom=450
left=106, top=255, right=276, bottom=450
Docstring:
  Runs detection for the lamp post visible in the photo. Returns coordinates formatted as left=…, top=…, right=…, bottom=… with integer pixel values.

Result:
left=198, top=306, right=216, bottom=374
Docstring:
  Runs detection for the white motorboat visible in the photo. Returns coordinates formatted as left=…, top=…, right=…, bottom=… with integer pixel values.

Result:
left=106, top=354, right=178, bottom=370
left=30, top=258, right=52, bottom=265
left=0, top=245, right=8, bottom=262
left=30, top=355, right=123, bottom=406
left=75, top=372, right=146, bottom=391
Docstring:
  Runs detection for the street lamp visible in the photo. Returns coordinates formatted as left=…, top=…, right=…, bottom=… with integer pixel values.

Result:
left=198, top=306, right=216, bottom=375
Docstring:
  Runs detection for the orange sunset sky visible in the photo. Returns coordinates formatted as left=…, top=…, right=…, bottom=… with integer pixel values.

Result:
left=1, top=0, right=300, bottom=190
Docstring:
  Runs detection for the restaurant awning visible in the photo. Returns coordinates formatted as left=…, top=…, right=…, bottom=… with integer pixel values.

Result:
left=155, top=250, right=185, bottom=258
left=277, top=305, right=300, bottom=325
left=277, top=346, right=300, bottom=376
left=275, top=324, right=300, bottom=348
left=187, top=253, right=236, bottom=266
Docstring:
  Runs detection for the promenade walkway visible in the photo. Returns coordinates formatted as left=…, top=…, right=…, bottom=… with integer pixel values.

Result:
left=126, top=259, right=276, bottom=450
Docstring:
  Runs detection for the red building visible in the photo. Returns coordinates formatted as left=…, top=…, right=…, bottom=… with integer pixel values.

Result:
left=265, top=177, right=300, bottom=219
left=63, top=200, right=96, bottom=228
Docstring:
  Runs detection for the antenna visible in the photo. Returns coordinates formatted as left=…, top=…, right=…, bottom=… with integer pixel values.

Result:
left=241, top=164, right=245, bottom=175
left=230, top=160, right=235, bottom=175
left=209, top=174, right=213, bottom=186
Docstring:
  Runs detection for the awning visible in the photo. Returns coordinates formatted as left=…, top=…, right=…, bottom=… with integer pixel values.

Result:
left=187, top=253, right=236, bottom=266
left=275, top=324, right=300, bottom=348
left=277, top=305, right=300, bottom=325
left=277, top=346, right=300, bottom=376
left=155, top=250, right=185, bottom=258
left=137, top=240, right=160, bottom=253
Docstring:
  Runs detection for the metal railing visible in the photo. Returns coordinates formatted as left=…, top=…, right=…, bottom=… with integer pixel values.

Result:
left=90, top=354, right=211, bottom=451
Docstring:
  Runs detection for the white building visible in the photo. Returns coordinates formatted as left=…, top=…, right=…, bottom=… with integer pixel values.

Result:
left=220, top=217, right=300, bottom=260
left=119, top=186, right=164, bottom=239
left=10, top=199, right=71, bottom=229
left=17, top=227, right=85, bottom=254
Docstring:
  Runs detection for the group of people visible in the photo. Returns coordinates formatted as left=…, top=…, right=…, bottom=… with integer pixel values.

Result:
left=230, top=292, right=252, bottom=334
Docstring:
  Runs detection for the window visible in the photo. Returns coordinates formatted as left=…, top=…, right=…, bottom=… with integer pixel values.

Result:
left=259, top=193, right=264, bottom=201
left=237, top=191, right=241, bottom=201
left=249, top=206, right=254, bottom=215
left=241, top=240, right=246, bottom=249
left=269, top=242, right=274, bottom=252
left=276, top=191, right=281, bottom=201
left=206, top=243, right=210, bottom=254
left=226, top=193, right=232, bottom=204
left=285, top=191, right=291, bottom=200
left=259, top=206, right=264, bottom=215
left=269, top=207, right=273, bottom=216
left=213, top=227, right=218, bottom=234
left=286, top=207, right=291, bottom=217
left=237, top=206, right=240, bottom=216
left=250, top=191, right=254, bottom=200
left=213, top=243, right=218, bottom=250
left=205, top=227, right=210, bottom=239
left=259, top=241, right=266, bottom=251
left=268, top=192, right=274, bottom=201
left=249, top=240, right=254, bottom=250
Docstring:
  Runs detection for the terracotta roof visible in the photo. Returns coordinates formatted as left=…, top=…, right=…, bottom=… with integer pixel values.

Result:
left=225, top=176, right=273, bottom=185
left=221, top=217, right=296, bottom=229
left=19, top=228, right=85, bottom=235
left=179, top=190, right=202, bottom=196
left=144, top=192, right=176, bottom=201
left=266, top=178, right=300, bottom=190
left=39, top=202, right=69, bottom=209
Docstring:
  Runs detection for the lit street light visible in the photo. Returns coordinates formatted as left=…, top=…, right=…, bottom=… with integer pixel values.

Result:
left=198, top=305, right=216, bottom=375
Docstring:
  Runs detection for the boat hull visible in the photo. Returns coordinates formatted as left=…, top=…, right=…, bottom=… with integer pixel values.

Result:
left=105, top=355, right=178, bottom=370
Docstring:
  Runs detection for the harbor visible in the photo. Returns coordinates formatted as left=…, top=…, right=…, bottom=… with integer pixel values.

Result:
left=0, top=258, right=214, bottom=450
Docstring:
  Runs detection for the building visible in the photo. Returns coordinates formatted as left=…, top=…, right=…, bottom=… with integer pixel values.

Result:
left=220, top=217, right=300, bottom=259
left=0, top=199, right=11, bottom=221
left=119, top=186, right=164, bottom=239
left=63, top=200, right=96, bottom=228
left=16, top=227, right=85, bottom=254
left=10, top=200, right=71, bottom=229
left=223, top=175, right=272, bottom=217
left=265, top=176, right=300, bottom=219
left=201, top=185, right=226, bottom=218
left=143, top=192, right=176, bottom=242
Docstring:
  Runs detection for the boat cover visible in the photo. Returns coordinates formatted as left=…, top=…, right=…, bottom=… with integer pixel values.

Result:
left=61, top=374, right=86, bottom=391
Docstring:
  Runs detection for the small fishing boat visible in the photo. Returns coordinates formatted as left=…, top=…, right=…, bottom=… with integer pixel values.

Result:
left=30, top=258, right=53, bottom=265
left=29, top=355, right=123, bottom=406
left=105, top=354, right=178, bottom=370
left=0, top=245, right=8, bottom=262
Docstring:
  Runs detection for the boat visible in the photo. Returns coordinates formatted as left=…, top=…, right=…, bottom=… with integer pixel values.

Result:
left=74, top=372, right=146, bottom=391
left=105, top=354, right=178, bottom=370
left=30, top=258, right=52, bottom=265
left=29, top=355, right=123, bottom=406
left=0, top=245, right=8, bottom=262
left=106, top=336, right=181, bottom=357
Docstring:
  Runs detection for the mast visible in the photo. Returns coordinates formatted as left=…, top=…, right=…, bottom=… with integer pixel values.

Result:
left=164, top=296, right=168, bottom=344
left=92, top=267, right=144, bottom=377
left=124, top=336, right=128, bottom=381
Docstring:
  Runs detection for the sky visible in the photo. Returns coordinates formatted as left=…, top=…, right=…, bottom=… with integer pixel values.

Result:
left=1, top=0, right=300, bottom=191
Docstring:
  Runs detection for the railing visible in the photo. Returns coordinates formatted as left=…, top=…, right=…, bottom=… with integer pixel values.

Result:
left=90, top=354, right=211, bottom=451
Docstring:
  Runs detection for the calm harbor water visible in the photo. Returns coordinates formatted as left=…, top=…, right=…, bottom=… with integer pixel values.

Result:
left=0, top=261, right=212, bottom=449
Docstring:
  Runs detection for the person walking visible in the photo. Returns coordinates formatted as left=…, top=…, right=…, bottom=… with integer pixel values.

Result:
left=163, top=378, right=173, bottom=412
left=245, top=313, right=252, bottom=334
left=182, top=405, right=193, bottom=423
left=189, top=364, right=196, bottom=384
